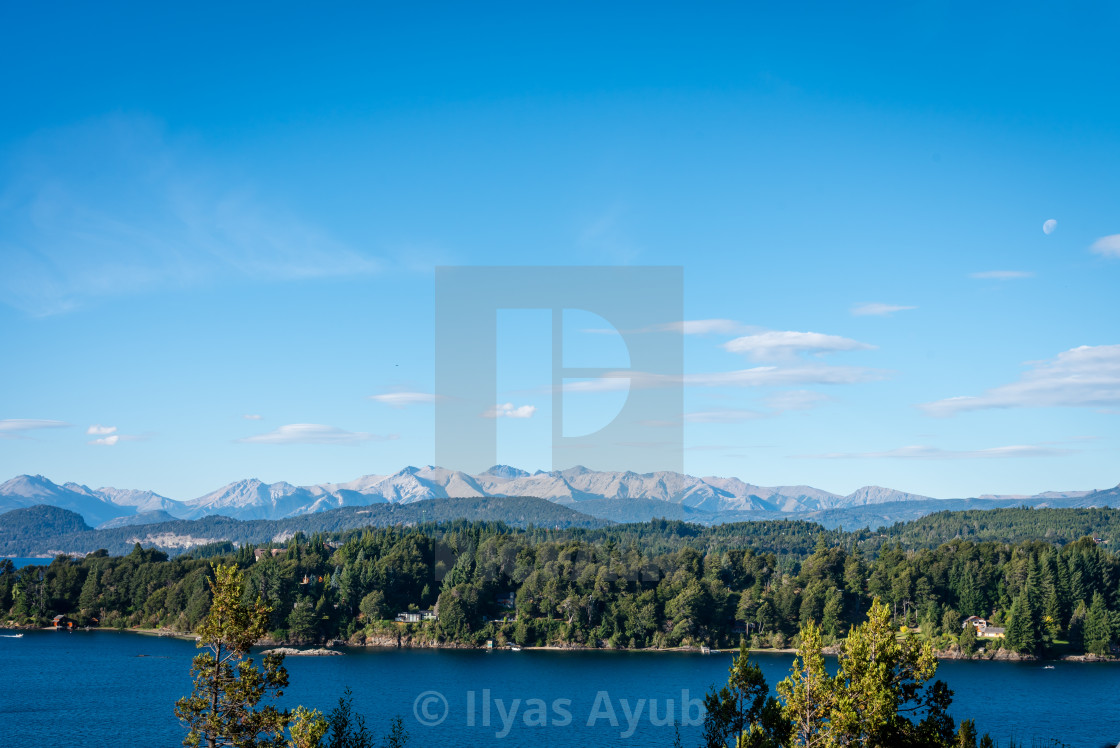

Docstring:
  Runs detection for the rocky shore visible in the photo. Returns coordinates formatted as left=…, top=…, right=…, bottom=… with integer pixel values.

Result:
left=261, top=647, right=343, bottom=657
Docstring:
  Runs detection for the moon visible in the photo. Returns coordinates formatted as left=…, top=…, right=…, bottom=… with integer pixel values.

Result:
left=1043, top=219, right=1057, bottom=235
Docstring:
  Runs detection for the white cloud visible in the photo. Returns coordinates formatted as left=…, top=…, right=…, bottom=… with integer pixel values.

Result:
left=722, top=331, right=875, bottom=360
left=483, top=403, right=537, bottom=419
left=242, top=414, right=263, bottom=421
left=0, top=418, right=70, bottom=435
left=238, top=423, right=395, bottom=445
left=921, top=344, right=1120, bottom=416
left=369, top=392, right=438, bottom=407
left=799, top=444, right=1071, bottom=460
left=89, top=435, right=120, bottom=446
left=1090, top=234, right=1120, bottom=258
left=968, top=270, right=1034, bottom=280
left=86, top=424, right=117, bottom=435
left=851, top=303, right=916, bottom=317
left=0, top=115, right=380, bottom=316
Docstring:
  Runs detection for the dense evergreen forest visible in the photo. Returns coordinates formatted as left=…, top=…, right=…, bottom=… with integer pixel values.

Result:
left=3, top=514, right=1119, bottom=659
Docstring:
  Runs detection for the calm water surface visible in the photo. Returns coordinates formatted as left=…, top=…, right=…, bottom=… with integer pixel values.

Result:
left=0, top=630, right=1116, bottom=747
left=3, top=557, right=52, bottom=569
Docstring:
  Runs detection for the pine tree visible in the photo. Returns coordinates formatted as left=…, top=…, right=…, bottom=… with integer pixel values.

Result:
left=175, top=564, right=290, bottom=748
left=1004, top=593, right=1037, bottom=655
left=1083, top=592, right=1113, bottom=656
left=826, top=599, right=951, bottom=745
left=959, top=624, right=977, bottom=657
left=776, top=620, right=832, bottom=747
left=78, top=567, right=101, bottom=620
left=702, top=638, right=778, bottom=748
left=1068, top=600, right=1089, bottom=650
left=955, top=718, right=978, bottom=748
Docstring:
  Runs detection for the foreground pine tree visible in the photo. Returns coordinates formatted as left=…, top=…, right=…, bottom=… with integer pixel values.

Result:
left=175, top=564, right=291, bottom=748
left=702, top=599, right=994, bottom=747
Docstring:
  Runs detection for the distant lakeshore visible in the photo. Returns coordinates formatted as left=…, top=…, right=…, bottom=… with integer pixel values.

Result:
left=9, top=623, right=1118, bottom=664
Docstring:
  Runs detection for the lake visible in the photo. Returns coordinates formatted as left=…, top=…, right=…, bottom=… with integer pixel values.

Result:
left=0, top=630, right=1116, bottom=747
left=4, top=557, right=52, bottom=569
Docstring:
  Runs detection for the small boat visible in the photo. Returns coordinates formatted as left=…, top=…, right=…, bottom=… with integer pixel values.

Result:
left=1043, top=665, right=1055, bottom=670
left=509, top=645, right=522, bottom=652
left=0, top=633, right=24, bottom=638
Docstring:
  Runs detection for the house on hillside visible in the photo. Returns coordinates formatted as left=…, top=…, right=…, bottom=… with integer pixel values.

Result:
left=254, top=548, right=284, bottom=561
left=962, top=616, right=1005, bottom=638
left=395, top=609, right=437, bottom=623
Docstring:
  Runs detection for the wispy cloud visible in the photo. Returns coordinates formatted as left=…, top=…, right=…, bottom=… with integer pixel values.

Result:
left=851, top=303, right=916, bottom=317
left=238, top=423, right=396, bottom=445
left=0, top=419, right=70, bottom=438
left=581, top=319, right=760, bottom=336
left=921, top=344, right=1120, bottom=416
left=764, top=389, right=832, bottom=411
left=0, top=418, right=70, bottom=432
left=968, top=270, right=1034, bottom=280
left=87, top=431, right=148, bottom=446
left=685, top=365, right=883, bottom=388
left=369, top=392, right=438, bottom=407
left=242, top=414, right=263, bottom=421
left=578, top=204, right=640, bottom=264
left=1090, top=234, right=1120, bottom=258
left=564, top=364, right=886, bottom=394
left=483, top=403, right=537, bottom=419
left=683, top=390, right=831, bottom=424
left=684, top=409, right=767, bottom=423
left=799, top=444, right=1072, bottom=460
left=0, top=115, right=380, bottom=316
left=665, top=319, right=757, bottom=336
left=722, top=331, right=875, bottom=361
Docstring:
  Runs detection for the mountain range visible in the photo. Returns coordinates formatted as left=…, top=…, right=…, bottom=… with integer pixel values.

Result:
left=0, top=466, right=1110, bottom=529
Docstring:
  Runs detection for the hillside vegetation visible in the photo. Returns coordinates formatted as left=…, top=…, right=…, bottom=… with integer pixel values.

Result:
left=3, top=510, right=1119, bottom=661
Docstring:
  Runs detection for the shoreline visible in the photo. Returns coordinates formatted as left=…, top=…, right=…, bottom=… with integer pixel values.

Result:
left=6, top=623, right=1117, bottom=663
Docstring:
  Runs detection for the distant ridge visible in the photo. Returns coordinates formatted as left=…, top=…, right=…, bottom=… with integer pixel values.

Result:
left=1, top=468, right=1115, bottom=528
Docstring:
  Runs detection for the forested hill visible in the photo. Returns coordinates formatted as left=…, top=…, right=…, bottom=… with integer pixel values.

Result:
left=3, top=515, right=1118, bottom=661
left=6, top=498, right=1120, bottom=559
left=0, top=497, right=608, bottom=557
left=876, top=506, right=1120, bottom=549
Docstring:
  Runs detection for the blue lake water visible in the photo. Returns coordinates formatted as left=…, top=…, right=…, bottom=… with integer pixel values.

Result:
left=0, top=630, right=1116, bottom=747
left=3, top=557, right=52, bottom=569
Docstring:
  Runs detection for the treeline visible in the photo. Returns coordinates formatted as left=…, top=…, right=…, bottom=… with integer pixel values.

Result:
left=2, top=521, right=1119, bottom=658
left=0, top=497, right=606, bottom=557
left=875, top=506, right=1120, bottom=549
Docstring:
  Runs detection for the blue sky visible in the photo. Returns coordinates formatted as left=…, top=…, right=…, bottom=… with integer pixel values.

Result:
left=1, top=2, right=1118, bottom=499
